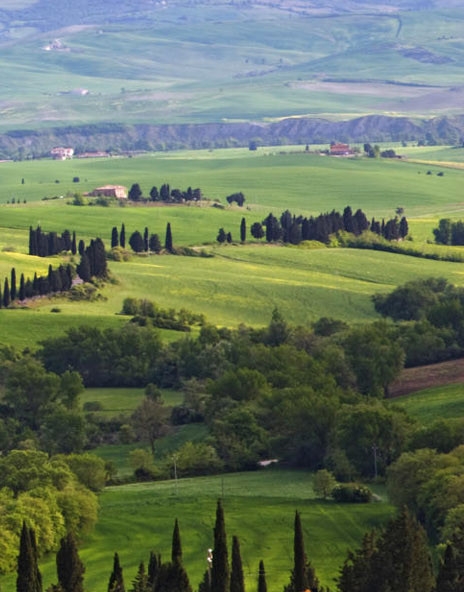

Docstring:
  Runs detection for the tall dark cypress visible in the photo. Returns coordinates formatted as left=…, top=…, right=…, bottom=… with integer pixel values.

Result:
left=108, top=552, right=125, bottom=592
left=172, top=519, right=182, bottom=564
left=436, top=539, right=464, bottom=592
left=19, top=273, right=25, bottom=301
left=144, top=227, right=149, bottom=252
left=147, top=552, right=161, bottom=590
left=10, top=267, right=17, bottom=301
left=77, top=253, right=91, bottom=283
left=130, top=562, right=148, bottom=592
left=3, top=277, right=10, bottom=308
left=165, top=222, right=173, bottom=253
left=293, top=511, right=308, bottom=592
left=17, top=522, right=42, bottom=592
left=257, top=561, right=267, bottom=592
left=56, top=532, right=85, bottom=592
left=240, top=218, right=246, bottom=243
left=230, top=536, right=245, bottom=592
left=211, top=500, right=229, bottom=592
left=120, top=224, right=126, bottom=248
left=71, top=231, right=77, bottom=255
left=78, top=240, right=85, bottom=257
left=111, top=226, right=119, bottom=248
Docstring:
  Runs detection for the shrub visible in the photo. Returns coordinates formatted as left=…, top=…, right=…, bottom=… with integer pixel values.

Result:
left=332, top=483, right=373, bottom=503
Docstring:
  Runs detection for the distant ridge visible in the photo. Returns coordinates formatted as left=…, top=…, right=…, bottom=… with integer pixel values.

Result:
left=3, top=114, right=464, bottom=159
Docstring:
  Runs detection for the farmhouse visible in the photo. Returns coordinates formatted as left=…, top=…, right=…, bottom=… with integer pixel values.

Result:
left=50, top=147, right=74, bottom=160
left=329, top=143, right=354, bottom=156
left=88, top=185, right=128, bottom=199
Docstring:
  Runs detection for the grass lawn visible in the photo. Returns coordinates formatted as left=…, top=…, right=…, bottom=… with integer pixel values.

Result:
left=391, top=383, right=464, bottom=425
left=0, top=469, right=393, bottom=592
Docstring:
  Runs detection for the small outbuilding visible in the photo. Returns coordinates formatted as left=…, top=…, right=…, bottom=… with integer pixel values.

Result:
left=88, top=185, right=128, bottom=199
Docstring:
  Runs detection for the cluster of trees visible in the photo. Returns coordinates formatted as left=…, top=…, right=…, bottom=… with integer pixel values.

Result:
left=363, top=143, right=398, bottom=159
left=29, top=227, right=77, bottom=257
left=121, top=298, right=205, bottom=332
left=219, top=207, right=408, bottom=246
left=0, top=264, right=74, bottom=307
left=111, top=223, right=174, bottom=254
left=128, top=183, right=203, bottom=203
left=76, top=238, right=107, bottom=281
left=226, top=192, right=245, bottom=207
left=0, top=450, right=101, bottom=574
left=373, top=277, right=464, bottom=366
left=434, top=218, right=464, bottom=246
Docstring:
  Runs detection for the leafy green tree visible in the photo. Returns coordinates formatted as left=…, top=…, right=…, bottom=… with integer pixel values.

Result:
left=230, top=536, right=245, bottom=592
left=343, top=322, right=405, bottom=397
left=56, top=532, right=85, bottom=592
left=211, top=500, right=229, bottom=592
left=59, top=453, right=106, bottom=492
left=131, top=397, right=169, bottom=456
left=16, top=522, right=42, bottom=592
left=108, top=552, right=125, bottom=592
left=313, top=469, right=337, bottom=499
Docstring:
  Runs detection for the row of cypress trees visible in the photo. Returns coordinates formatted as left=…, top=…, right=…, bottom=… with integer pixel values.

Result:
left=29, top=227, right=77, bottom=257
left=14, top=503, right=463, bottom=592
left=112, top=223, right=174, bottom=254
left=0, top=264, right=74, bottom=308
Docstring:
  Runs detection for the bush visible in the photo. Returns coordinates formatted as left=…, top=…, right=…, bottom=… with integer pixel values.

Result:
left=332, top=483, right=373, bottom=503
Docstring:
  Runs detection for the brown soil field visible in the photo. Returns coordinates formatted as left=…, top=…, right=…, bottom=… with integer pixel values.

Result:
left=389, top=358, right=464, bottom=398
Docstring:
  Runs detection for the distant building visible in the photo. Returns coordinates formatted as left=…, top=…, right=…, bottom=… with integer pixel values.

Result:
left=88, top=185, right=128, bottom=199
left=51, top=147, right=74, bottom=160
left=330, top=143, right=354, bottom=156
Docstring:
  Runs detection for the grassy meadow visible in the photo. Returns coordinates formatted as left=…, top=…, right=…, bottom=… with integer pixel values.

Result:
left=2, top=149, right=464, bottom=348
left=0, top=469, right=394, bottom=592
left=392, top=383, right=464, bottom=425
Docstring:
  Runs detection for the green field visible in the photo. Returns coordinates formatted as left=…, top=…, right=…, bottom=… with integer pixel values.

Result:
left=0, top=2, right=463, bottom=126
left=392, top=383, right=464, bottom=425
left=2, top=150, right=464, bottom=348
left=0, top=470, right=394, bottom=592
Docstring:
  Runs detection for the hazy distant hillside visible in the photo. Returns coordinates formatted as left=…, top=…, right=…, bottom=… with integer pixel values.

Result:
left=0, top=0, right=463, bottom=152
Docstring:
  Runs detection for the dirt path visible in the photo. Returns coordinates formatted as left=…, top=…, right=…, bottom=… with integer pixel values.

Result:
left=389, top=358, right=464, bottom=398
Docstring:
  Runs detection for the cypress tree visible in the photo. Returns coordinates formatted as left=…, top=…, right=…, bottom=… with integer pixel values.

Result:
left=130, top=562, right=148, bottom=592
left=111, top=226, right=119, bottom=248
left=172, top=519, right=182, bottom=564
left=436, top=538, right=464, bottom=592
left=147, top=552, right=161, bottom=590
left=165, top=222, right=173, bottom=253
left=17, top=522, right=42, bottom=592
left=129, top=231, right=144, bottom=253
left=19, top=273, right=25, bottom=301
left=78, top=239, right=85, bottom=257
left=56, top=532, right=85, bottom=592
left=149, top=234, right=161, bottom=253
left=29, top=226, right=37, bottom=256
left=3, top=277, right=10, bottom=308
left=240, top=218, right=246, bottom=243
left=284, top=511, right=319, bottom=592
left=10, top=267, right=17, bottom=301
left=211, top=500, right=229, bottom=592
left=230, top=536, right=245, bottom=592
left=108, top=552, right=125, bottom=592
left=144, top=227, right=149, bottom=252
left=71, top=231, right=77, bottom=255
left=120, top=224, right=126, bottom=248
left=257, top=561, right=267, bottom=592
left=77, top=253, right=91, bottom=283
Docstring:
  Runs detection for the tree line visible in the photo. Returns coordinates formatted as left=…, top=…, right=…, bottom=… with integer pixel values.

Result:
left=218, top=207, right=408, bottom=246
left=112, top=223, right=174, bottom=254
left=434, top=217, right=464, bottom=246
left=29, top=227, right=77, bottom=257
left=127, top=183, right=203, bottom=204
left=12, top=501, right=463, bottom=592
left=1, top=238, right=108, bottom=307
